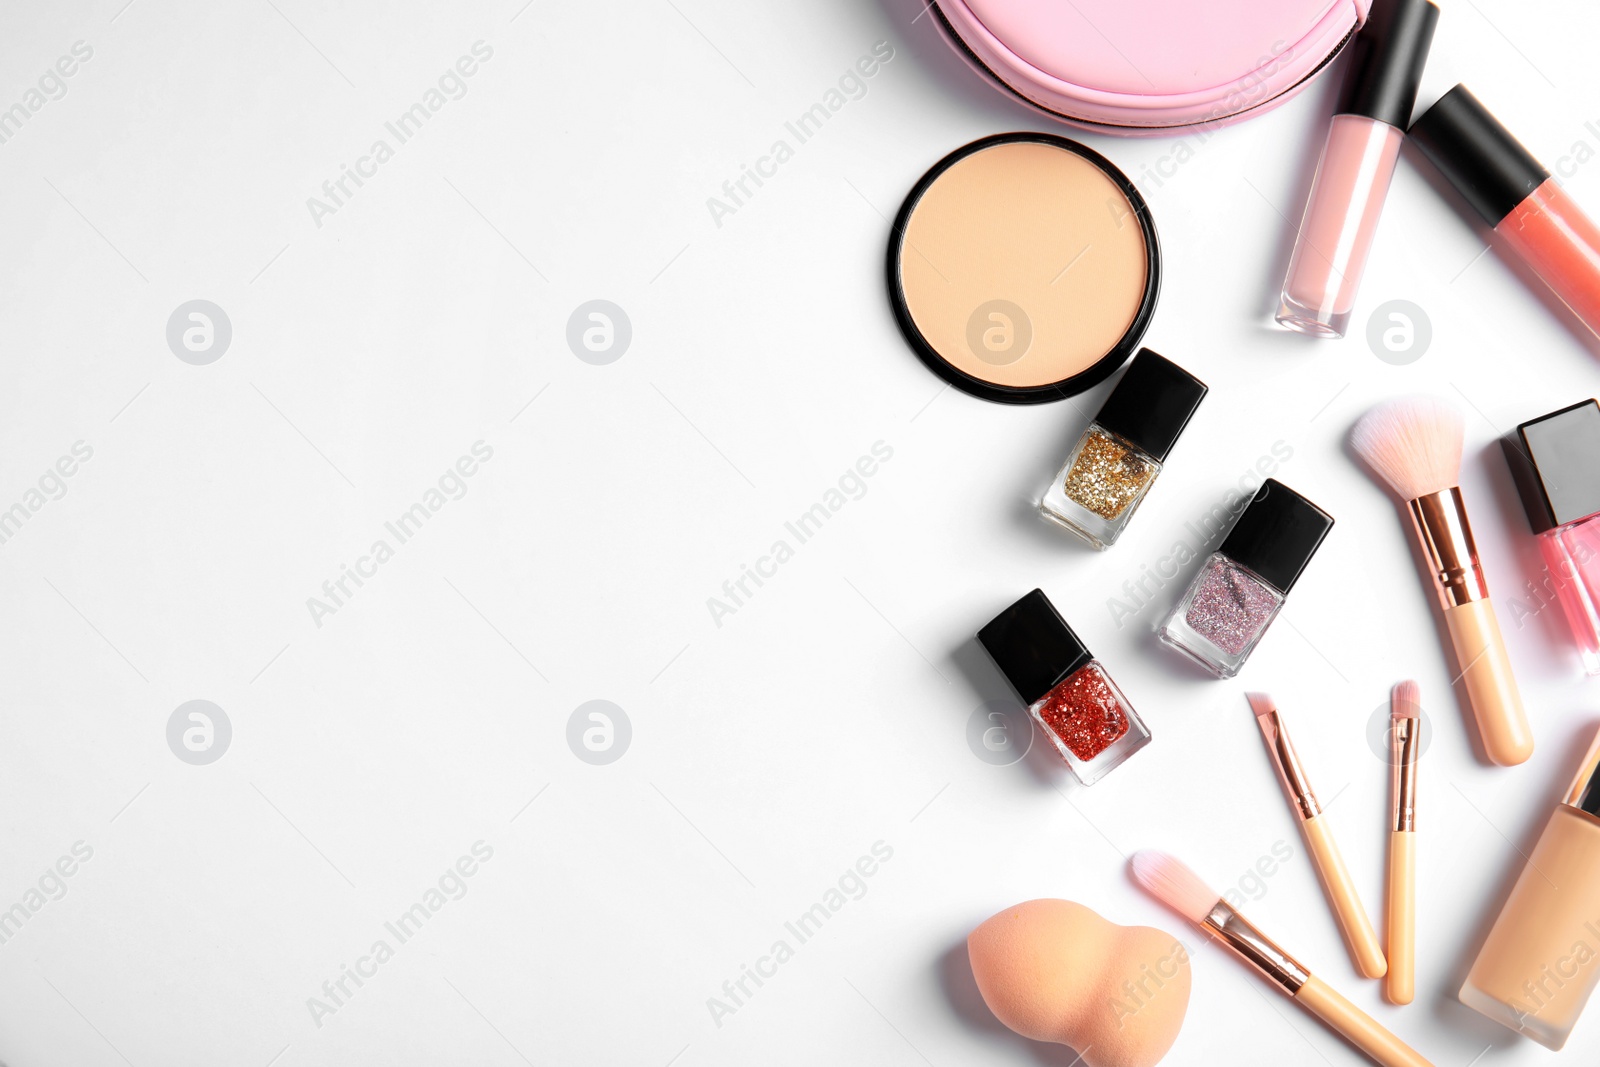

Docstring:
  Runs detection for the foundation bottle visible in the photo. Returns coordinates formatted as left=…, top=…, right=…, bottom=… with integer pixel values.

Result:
left=1460, top=724, right=1600, bottom=1049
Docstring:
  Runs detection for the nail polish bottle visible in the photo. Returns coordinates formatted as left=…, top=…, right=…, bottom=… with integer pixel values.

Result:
left=1502, top=399, right=1600, bottom=675
left=979, top=589, right=1151, bottom=785
left=1039, top=348, right=1208, bottom=549
left=1276, top=0, right=1439, bottom=337
left=1411, top=85, right=1600, bottom=340
left=1460, top=723, right=1600, bottom=1050
left=1159, top=479, right=1334, bottom=677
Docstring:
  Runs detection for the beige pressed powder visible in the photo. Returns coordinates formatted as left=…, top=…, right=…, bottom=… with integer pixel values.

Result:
left=889, top=134, right=1159, bottom=403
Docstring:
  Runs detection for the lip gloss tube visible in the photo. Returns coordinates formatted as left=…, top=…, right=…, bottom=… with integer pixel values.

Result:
left=1411, top=85, right=1600, bottom=340
left=1276, top=0, right=1439, bottom=338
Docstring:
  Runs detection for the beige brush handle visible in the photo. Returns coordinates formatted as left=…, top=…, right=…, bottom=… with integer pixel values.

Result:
left=1302, top=814, right=1387, bottom=979
left=1385, top=831, right=1415, bottom=1005
left=1296, top=975, right=1434, bottom=1067
left=1443, top=599, right=1533, bottom=766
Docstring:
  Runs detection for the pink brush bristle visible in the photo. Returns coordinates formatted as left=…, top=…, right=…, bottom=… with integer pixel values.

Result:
left=1392, top=680, right=1421, bottom=720
left=1130, top=851, right=1221, bottom=924
left=1350, top=396, right=1464, bottom=500
left=1245, top=692, right=1277, bottom=720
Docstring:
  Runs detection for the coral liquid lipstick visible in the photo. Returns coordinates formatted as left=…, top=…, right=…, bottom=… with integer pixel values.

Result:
left=979, top=589, right=1150, bottom=785
left=1411, top=85, right=1600, bottom=341
left=1277, top=0, right=1439, bottom=337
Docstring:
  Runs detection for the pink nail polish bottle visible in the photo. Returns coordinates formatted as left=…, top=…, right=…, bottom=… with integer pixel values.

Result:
left=1503, top=400, right=1600, bottom=675
left=1277, top=0, right=1439, bottom=338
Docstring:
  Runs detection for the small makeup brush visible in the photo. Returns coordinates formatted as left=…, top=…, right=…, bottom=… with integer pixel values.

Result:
left=1386, top=681, right=1421, bottom=1006
left=1130, top=851, right=1434, bottom=1067
left=1351, top=397, right=1533, bottom=766
left=1247, top=693, right=1386, bottom=979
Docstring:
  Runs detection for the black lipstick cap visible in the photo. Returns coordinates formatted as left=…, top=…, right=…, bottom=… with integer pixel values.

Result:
left=1336, top=0, right=1440, bottom=128
left=1410, top=85, right=1550, bottom=226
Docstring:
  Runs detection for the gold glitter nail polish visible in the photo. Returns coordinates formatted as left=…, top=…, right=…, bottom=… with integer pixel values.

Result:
left=1040, top=349, right=1208, bottom=548
left=1064, top=429, right=1156, bottom=519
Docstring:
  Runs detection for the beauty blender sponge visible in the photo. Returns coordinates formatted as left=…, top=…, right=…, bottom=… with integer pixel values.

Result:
left=968, top=899, right=1190, bottom=1067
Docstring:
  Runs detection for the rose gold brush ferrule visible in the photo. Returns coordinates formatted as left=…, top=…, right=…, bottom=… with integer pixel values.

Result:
left=1407, top=488, right=1490, bottom=609
left=1202, top=900, right=1311, bottom=993
left=1256, top=708, right=1322, bottom=820
left=1392, top=717, right=1419, bottom=832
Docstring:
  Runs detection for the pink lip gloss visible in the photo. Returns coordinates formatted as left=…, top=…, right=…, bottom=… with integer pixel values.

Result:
left=1410, top=85, right=1600, bottom=341
left=1276, top=0, right=1439, bottom=338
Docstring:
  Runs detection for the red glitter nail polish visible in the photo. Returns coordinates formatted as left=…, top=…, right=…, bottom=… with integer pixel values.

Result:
left=979, top=589, right=1151, bottom=785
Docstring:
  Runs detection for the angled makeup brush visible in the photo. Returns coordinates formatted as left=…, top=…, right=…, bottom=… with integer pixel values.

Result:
left=1386, top=681, right=1421, bottom=1006
left=1351, top=397, right=1533, bottom=766
left=1130, top=851, right=1433, bottom=1067
left=1248, top=693, right=1386, bottom=979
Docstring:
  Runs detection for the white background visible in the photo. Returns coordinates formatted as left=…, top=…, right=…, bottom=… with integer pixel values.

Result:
left=0, top=1, right=1598, bottom=1064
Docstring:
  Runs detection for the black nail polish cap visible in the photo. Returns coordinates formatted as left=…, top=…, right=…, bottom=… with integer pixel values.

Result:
left=1093, top=348, right=1208, bottom=463
left=1503, top=399, right=1600, bottom=534
left=1336, top=0, right=1439, bottom=128
left=978, top=589, right=1093, bottom=706
left=1217, top=479, right=1335, bottom=596
left=1409, top=84, right=1550, bottom=226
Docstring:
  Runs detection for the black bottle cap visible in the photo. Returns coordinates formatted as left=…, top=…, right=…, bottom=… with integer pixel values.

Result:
left=978, top=589, right=1093, bottom=706
left=1502, top=399, right=1600, bottom=535
left=1217, top=480, right=1334, bottom=596
left=1409, top=85, right=1550, bottom=226
left=1336, top=0, right=1439, bottom=128
left=1092, top=348, right=1208, bottom=463
left=1563, top=724, right=1600, bottom=819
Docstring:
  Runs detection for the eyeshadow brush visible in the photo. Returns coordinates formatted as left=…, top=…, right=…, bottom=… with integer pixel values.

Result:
left=1248, top=692, right=1386, bottom=979
left=1131, top=851, right=1433, bottom=1067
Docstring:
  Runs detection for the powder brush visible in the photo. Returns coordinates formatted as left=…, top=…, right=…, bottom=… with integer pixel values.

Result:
left=1131, top=851, right=1433, bottom=1067
left=1350, top=397, right=1532, bottom=766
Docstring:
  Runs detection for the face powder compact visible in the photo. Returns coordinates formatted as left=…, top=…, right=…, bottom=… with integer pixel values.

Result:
left=887, top=132, right=1160, bottom=404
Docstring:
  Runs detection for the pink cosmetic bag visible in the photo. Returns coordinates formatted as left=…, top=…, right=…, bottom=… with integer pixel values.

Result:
left=933, top=0, right=1371, bottom=134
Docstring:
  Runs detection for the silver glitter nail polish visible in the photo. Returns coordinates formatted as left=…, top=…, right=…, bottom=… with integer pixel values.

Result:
left=1159, top=479, right=1334, bottom=677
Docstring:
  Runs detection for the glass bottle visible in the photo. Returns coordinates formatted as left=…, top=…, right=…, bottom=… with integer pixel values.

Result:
left=1040, top=348, right=1208, bottom=549
left=1159, top=479, right=1334, bottom=677
left=1460, top=724, right=1600, bottom=1049
left=1504, top=399, right=1600, bottom=674
left=979, top=588, right=1151, bottom=785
